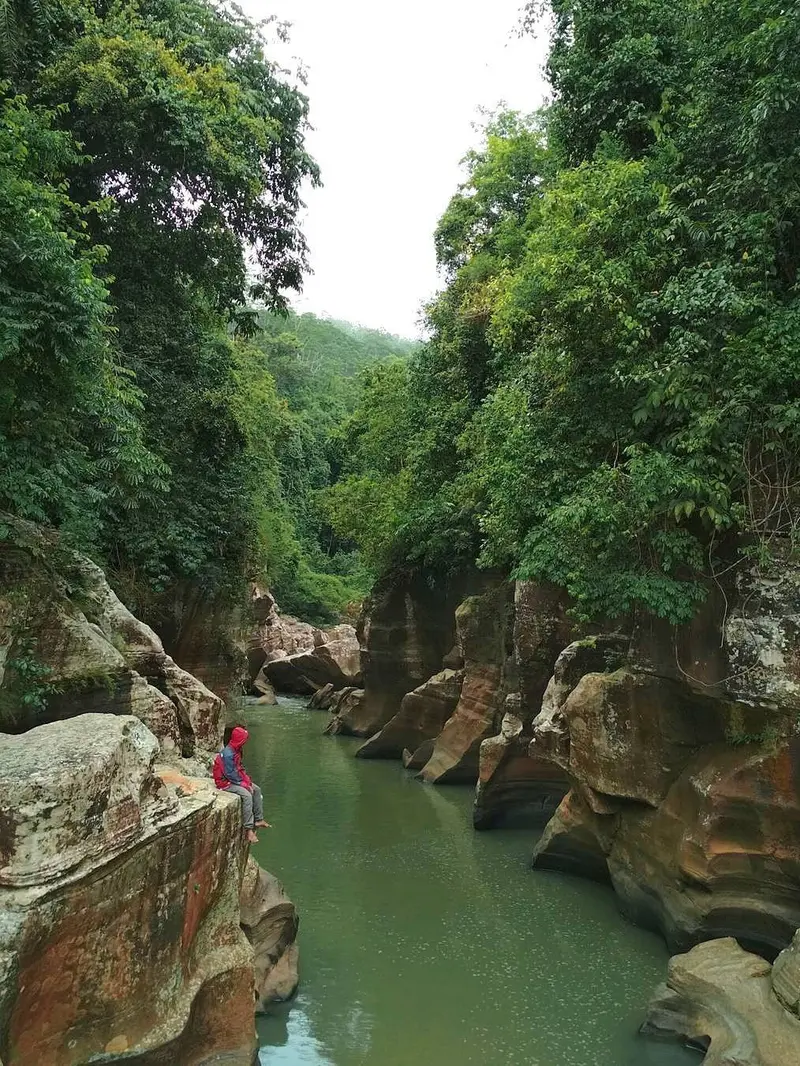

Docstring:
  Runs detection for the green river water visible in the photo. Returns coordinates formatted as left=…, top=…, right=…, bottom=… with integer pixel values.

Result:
left=243, top=696, right=700, bottom=1066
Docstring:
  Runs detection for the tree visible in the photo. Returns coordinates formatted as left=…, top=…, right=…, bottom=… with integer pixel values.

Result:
left=0, top=91, right=164, bottom=549
left=331, top=1, right=800, bottom=623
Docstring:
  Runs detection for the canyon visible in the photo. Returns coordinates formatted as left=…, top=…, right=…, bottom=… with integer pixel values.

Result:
left=304, top=555, right=800, bottom=1064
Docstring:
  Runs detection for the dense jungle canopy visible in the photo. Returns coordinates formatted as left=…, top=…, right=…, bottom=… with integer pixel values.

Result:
left=328, top=0, right=800, bottom=622
left=2, top=0, right=799, bottom=629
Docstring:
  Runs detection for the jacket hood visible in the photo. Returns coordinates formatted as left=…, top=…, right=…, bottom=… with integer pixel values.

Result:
left=229, top=726, right=249, bottom=750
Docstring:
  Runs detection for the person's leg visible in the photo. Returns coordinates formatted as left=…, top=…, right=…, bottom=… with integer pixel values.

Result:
left=251, top=784, right=264, bottom=823
left=226, top=784, right=254, bottom=828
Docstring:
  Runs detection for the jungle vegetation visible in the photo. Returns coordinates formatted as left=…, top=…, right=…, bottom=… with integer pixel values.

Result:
left=0, top=0, right=412, bottom=625
left=326, top=0, right=800, bottom=623
left=3, top=0, right=799, bottom=632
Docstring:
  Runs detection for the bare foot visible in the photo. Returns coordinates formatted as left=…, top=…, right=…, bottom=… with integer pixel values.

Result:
left=255, top=820, right=271, bottom=828
left=245, top=829, right=259, bottom=844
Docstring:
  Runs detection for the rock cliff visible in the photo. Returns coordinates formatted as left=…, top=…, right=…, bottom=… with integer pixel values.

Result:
left=0, top=530, right=299, bottom=1065
left=330, top=570, right=474, bottom=737
left=334, top=553, right=800, bottom=957
left=531, top=558, right=800, bottom=955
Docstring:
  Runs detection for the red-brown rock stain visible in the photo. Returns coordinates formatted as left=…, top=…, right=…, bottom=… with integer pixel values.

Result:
left=8, top=803, right=234, bottom=1066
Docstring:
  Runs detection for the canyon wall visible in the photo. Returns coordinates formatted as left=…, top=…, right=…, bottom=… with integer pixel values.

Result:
left=0, top=529, right=298, bottom=1065
left=327, top=552, right=800, bottom=958
left=249, top=586, right=361, bottom=699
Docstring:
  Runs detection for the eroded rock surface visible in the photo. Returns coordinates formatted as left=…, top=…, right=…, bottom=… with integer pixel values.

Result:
left=0, top=541, right=224, bottom=758
left=473, top=583, right=576, bottom=826
left=0, top=537, right=300, bottom=1065
left=418, top=583, right=512, bottom=783
left=239, top=858, right=299, bottom=1009
left=334, top=571, right=474, bottom=737
left=324, top=687, right=366, bottom=735
left=643, top=936, right=800, bottom=1065
left=0, top=714, right=258, bottom=1066
left=530, top=556, right=800, bottom=954
left=355, top=669, right=463, bottom=760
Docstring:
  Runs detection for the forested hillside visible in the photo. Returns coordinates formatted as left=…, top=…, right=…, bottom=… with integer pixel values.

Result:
left=329, top=0, right=800, bottom=625
left=251, top=313, right=415, bottom=621
left=0, top=0, right=412, bottom=628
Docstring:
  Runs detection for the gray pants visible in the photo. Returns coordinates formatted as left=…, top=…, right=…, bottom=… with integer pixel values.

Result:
left=227, top=784, right=264, bottom=828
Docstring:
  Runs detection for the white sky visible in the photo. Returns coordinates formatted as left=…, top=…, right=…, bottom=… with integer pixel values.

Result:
left=243, top=1, right=551, bottom=338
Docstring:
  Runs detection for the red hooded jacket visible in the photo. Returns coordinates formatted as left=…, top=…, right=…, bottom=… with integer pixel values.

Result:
left=213, top=726, right=253, bottom=790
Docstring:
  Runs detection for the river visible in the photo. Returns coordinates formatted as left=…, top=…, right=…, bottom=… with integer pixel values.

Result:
left=242, top=696, right=700, bottom=1066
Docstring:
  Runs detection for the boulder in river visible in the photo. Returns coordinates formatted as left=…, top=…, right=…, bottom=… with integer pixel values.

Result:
left=325, top=687, right=366, bottom=734
left=643, top=935, right=800, bottom=1065
left=308, top=682, right=335, bottom=709
left=252, top=665, right=278, bottom=704
left=355, top=668, right=463, bottom=759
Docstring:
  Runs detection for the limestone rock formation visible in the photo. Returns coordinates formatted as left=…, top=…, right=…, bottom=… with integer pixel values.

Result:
left=333, top=571, right=474, bottom=737
left=264, top=623, right=361, bottom=695
left=417, top=583, right=512, bottom=783
left=0, top=715, right=259, bottom=1066
left=773, top=928, right=800, bottom=1019
left=643, top=936, right=800, bottom=1065
left=473, top=583, right=576, bottom=827
left=150, top=582, right=250, bottom=705
left=0, top=541, right=224, bottom=758
left=324, top=687, right=366, bottom=735
left=355, top=668, right=463, bottom=760
left=247, top=588, right=316, bottom=686
left=308, top=682, right=335, bottom=710
left=530, top=556, right=800, bottom=954
left=251, top=665, right=278, bottom=705
left=239, top=858, right=300, bottom=1008
left=0, top=537, right=300, bottom=1065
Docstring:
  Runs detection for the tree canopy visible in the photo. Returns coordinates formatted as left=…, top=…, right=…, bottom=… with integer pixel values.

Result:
left=0, top=0, right=416, bottom=627
left=328, top=0, right=800, bottom=623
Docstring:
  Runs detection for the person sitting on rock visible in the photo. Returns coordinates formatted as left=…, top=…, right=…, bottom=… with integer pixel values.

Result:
left=213, top=725, right=270, bottom=844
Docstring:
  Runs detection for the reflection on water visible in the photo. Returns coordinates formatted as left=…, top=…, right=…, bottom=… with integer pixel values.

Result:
left=243, top=697, right=700, bottom=1066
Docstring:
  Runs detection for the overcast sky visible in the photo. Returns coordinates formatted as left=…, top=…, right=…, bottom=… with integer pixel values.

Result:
left=243, top=1, right=551, bottom=338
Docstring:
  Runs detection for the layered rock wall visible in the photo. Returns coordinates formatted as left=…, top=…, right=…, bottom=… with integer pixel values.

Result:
left=149, top=581, right=250, bottom=706
left=328, top=570, right=473, bottom=737
left=531, top=558, right=800, bottom=955
left=334, top=552, right=800, bottom=958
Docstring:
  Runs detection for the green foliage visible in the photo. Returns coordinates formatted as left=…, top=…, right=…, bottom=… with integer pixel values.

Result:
left=253, top=316, right=417, bottom=622
left=332, top=2, right=800, bottom=624
left=0, top=90, right=165, bottom=550
left=1, top=0, right=339, bottom=628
